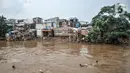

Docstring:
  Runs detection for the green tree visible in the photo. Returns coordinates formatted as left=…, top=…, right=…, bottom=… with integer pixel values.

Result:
left=0, top=15, right=8, bottom=39
left=87, top=3, right=130, bottom=44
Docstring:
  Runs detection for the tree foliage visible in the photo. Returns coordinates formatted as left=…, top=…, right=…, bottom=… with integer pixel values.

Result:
left=87, top=3, right=130, bottom=44
left=0, top=15, right=8, bottom=39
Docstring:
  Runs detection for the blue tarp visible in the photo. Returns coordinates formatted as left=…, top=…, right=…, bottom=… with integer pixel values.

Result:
left=76, top=22, right=80, bottom=28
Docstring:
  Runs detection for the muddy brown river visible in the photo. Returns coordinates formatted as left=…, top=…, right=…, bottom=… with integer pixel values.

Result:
left=0, top=38, right=130, bottom=73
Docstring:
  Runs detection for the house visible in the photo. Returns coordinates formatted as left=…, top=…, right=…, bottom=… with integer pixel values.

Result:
left=69, top=17, right=81, bottom=28
left=27, top=23, right=36, bottom=29
left=7, top=19, right=18, bottom=24
left=59, top=19, right=68, bottom=28
left=6, top=22, right=37, bottom=41
left=33, top=17, right=43, bottom=24
left=44, top=17, right=59, bottom=27
left=79, top=21, right=88, bottom=27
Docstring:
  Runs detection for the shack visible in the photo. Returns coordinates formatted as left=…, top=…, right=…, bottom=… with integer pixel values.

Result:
left=42, top=22, right=56, bottom=38
left=54, top=20, right=70, bottom=37
left=6, top=23, right=37, bottom=41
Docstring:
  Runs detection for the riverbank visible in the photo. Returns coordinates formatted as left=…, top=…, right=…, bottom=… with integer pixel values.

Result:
left=3, top=37, right=130, bottom=48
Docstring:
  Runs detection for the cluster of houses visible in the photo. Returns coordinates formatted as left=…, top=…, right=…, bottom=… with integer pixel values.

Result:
left=6, top=17, right=92, bottom=41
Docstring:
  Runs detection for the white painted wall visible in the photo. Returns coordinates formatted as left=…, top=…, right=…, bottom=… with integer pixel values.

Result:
left=36, top=24, right=43, bottom=37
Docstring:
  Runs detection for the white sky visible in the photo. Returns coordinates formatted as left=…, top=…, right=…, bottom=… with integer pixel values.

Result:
left=0, top=0, right=129, bottom=22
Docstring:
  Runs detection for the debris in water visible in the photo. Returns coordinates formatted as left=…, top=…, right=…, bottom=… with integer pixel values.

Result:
left=79, top=64, right=88, bottom=67
left=39, top=70, right=43, bottom=73
left=96, top=60, right=98, bottom=63
left=12, top=65, right=16, bottom=69
left=79, top=64, right=84, bottom=67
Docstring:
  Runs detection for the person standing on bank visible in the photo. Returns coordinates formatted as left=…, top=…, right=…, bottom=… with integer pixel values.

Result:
left=51, top=22, right=56, bottom=37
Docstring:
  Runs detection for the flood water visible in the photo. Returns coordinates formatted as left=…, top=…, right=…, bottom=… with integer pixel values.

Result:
left=0, top=38, right=130, bottom=73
